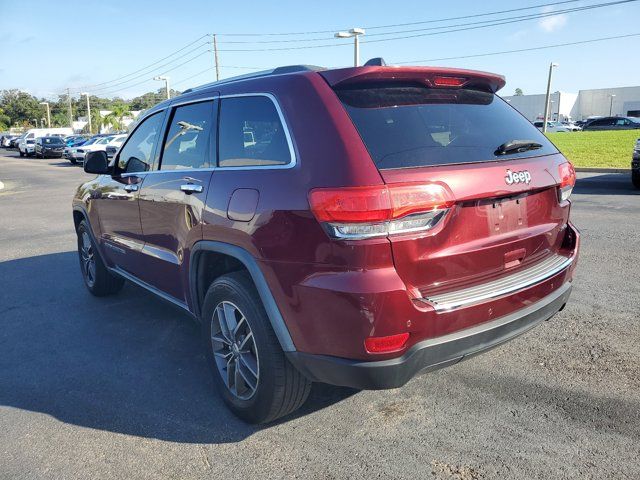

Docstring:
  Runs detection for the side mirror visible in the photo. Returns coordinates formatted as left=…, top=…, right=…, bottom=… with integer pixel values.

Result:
left=84, top=150, right=111, bottom=175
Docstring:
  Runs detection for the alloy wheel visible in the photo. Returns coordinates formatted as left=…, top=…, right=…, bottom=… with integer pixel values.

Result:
left=80, top=231, right=96, bottom=287
left=210, top=301, right=259, bottom=400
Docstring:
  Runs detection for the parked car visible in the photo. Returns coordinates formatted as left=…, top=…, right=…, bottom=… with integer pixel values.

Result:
left=105, top=134, right=127, bottom=158
left=582, top=116, right=640, bottom=131
left=35, top=136, right=66, bottom=158
left=18, top=138, right=36, bottom=156
left=74, top=63, right=579, bottom=424
left=66, top=135, right=112, bottom=164
left=9, top=135, right=23, bottom=148
left=1, top=135, right=17, bottom=147
left=533, top=121, right=570, bottom=132
left=561, top=121, right=582, bottom=131
left=64, top=135, right=89, bottom=147
left=632, top=138, right=640, bottom=188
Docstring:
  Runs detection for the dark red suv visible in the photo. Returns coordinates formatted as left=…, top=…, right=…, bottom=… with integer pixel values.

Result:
left=73, top=63, right=579, bottom=423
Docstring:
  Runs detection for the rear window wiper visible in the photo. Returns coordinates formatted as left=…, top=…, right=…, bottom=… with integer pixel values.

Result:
left=495, top=140, right=543, bottom=156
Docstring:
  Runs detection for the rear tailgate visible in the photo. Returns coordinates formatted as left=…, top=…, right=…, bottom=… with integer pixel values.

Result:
left=379, top=155, right=569, bottom=298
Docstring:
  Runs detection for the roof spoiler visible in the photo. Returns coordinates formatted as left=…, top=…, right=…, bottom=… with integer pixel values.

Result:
left=320, top=66, right=506, bottom=93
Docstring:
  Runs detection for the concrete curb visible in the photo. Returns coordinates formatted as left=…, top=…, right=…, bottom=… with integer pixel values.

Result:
left=575, top=167, right=631, bottom=174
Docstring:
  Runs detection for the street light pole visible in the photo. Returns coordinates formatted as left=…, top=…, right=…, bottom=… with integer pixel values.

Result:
left=153, top=76, right=171, bottom=100
left=82, top=93, right=92, bottom=134
left=542, top=62, right=559, bottom=134
left=39, top=102, right=51, bottom=128
left=609, top=94, right=616, bottom=116
left=334, top=28, right=365, bottom=67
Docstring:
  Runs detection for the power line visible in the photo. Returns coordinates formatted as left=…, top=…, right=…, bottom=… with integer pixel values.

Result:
left=211, top=0, right=636, bottom=51
left=215, top=0, right=583, bottom=35
left=66, top=35, right=209, bottom=93
left=393, top=32, right=640, bottom=64
left=214, top=1, right=631, bottom=44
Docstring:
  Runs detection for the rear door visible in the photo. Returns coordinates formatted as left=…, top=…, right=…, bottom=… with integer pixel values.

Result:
left=334, top=80, right=571, bottom=297
left=136, top=98, right=217, bottom=302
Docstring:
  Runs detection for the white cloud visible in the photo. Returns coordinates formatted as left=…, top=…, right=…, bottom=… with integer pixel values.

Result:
left=538, top=6, right=568, bottom=32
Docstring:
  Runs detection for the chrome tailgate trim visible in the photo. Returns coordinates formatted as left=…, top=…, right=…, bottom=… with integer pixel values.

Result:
left=421, top=254, right=573, bottom=311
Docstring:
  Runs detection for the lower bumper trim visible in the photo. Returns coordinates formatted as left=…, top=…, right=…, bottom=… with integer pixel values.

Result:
left=287, top=282, right=572, bottom=390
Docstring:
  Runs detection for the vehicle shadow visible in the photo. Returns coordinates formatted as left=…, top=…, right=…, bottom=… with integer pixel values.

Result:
left=574, top=173, right=638, bottom=195
left=0, top=251, right=357, bottom=444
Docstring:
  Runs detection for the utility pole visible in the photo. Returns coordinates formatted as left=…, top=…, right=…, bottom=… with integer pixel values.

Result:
left=66, top=88, right=73, bottom=129
left=82, top=93, right=92, bottom=134
left=153, top=76, right=171, bottom=100
left=542, top=62, right=558, bottom=134
left=213, top=34, right=220, bottom=81
left=39, top=102, right=51, bottom=128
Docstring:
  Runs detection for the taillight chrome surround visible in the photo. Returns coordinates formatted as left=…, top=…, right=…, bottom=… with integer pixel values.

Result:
left=309, top=182, right=454, bottom=240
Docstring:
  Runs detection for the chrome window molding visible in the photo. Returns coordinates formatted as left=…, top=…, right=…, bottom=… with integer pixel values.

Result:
left=116, top=93, right=297, bottom=177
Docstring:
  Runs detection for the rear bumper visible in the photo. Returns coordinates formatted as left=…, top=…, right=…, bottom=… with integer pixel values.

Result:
left=287, top=281, right=572, bottom=389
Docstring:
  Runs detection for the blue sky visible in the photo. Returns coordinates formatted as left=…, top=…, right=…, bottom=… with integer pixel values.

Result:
left=0, top=0, right=638, bottom=100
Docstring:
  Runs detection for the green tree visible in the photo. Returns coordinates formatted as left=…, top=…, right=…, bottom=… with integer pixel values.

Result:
left=102, top=103, right=132, bottom=132
left=0, top=89, right=42, bottom=127
left=514, top=88, right=524, bottom=96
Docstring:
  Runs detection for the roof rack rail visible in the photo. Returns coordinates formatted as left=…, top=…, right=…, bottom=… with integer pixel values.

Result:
left=182, top=64, right=326, bottom=95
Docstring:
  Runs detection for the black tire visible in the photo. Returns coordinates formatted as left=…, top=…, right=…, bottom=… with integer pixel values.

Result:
left=202, top=271, right=311, bottom=424
left=70, top=158, right=77, bottom=165
left=632, top=170, right=640, bottom=189
left=19, top=150, right=24, bottom=157
left=76, top=220, right=124, bottom=296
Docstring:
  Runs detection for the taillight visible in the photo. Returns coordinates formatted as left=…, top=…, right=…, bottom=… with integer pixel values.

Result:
left=309, top=183, right=454, bottom=240
left=364, top=333, right=410, bottom=354
left=558, top=162, right=576, bottom=202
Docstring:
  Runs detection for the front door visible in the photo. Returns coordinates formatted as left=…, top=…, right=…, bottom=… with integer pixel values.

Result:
left=95, top=111, right=165, bottom=276
left=137, top=99, right=217, bottom=302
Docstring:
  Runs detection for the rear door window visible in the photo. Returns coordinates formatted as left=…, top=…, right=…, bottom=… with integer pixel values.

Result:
left=336, top=84, right=558, bottom=169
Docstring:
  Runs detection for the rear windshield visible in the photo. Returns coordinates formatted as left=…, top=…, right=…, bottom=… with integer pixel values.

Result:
left=336, top=83, right=558, bottom=169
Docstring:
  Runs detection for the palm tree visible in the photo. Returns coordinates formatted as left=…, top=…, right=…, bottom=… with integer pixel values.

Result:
left=102, top=103, right=131, bottom=132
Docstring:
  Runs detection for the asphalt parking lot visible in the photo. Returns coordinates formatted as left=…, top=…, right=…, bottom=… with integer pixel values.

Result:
left=0, top=150, right=638, bottom=479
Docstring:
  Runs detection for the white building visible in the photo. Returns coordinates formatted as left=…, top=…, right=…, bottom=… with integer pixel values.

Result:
left=502, top=86, right=640, bottom=122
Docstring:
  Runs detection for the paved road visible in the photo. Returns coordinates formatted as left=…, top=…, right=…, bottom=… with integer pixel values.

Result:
left=1, top=150, right=638, bottom=480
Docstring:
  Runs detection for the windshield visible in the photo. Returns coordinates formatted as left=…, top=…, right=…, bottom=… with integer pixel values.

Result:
left=336, top=84, right=558, bottom=169
left=43, top=137, right=64, bottom=144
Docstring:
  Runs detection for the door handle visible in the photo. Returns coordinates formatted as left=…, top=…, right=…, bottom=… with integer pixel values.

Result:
left=180, top=184, right=203, bottom=194
left=124, top=184, right=139, bottom=192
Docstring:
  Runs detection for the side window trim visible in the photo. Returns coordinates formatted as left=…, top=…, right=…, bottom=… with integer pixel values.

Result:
left=216, top=93, right=297, bottom=170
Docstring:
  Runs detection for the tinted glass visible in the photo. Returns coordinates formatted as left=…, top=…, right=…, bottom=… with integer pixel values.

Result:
left=117, top=112, right=163, bottom=173
left=43, top=137, right=63, bottom=144
left=160, top=101, right=215, bottom=170
left=337, top=84, right=558, bottom=169
left=218, top=96, right=291, bottom=167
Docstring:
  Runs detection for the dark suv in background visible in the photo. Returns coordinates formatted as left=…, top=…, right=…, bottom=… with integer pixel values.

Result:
left=73, top=63, right=580, bottom=423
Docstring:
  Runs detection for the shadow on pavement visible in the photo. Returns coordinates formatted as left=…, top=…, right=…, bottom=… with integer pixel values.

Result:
left=0, top=251, right=357, bottom=443
left=574, top=173, right=638, bottom=195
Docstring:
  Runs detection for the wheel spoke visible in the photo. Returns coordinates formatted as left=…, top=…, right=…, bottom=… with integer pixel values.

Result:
left=213, top=350, right=232, bottom=360
left=222, top=303, right=238, bottom=339
left=215, top=305, right=233, bottom=344
left=238, top=353, right=258, bottom=379
left=211, top=332, right=231, bottom=346
left=238, top=331, right=253, bottom=350
left=233, top=315, right=246, bottom=337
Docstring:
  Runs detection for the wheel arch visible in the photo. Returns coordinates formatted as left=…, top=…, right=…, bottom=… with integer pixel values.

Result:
left=190, top=241, right=296, bottom=353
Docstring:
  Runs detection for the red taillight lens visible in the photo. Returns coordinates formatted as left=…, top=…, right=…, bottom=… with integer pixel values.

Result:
left=307, top=185, right=391, bottom=223
left=558, top=162, right=576, bottom=202
left=309, top=183, right=453, bottom=224
left=364, top=333, right=410, bottom=354
left=433, top=76, right=467, bottom=87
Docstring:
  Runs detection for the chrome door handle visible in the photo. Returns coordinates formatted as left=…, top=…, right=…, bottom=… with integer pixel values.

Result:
left=124, top=184, right=139, bottom=192
left=180, top=184, right=203, bottom=194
